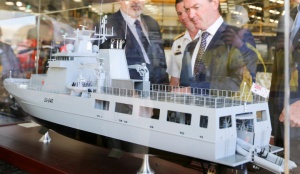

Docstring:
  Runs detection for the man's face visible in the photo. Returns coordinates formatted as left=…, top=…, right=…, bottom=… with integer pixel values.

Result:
left=183, top=0, right=218, bottom=30
left=294, top=0, right=300, bottom=4
left=120, top=0, right=145, bottom=18
left=176, top=2, right=195, bottom=30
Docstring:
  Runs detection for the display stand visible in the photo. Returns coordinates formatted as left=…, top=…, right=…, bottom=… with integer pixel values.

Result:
left=0, top=124, right=200, bottom=174
left=137, top=154, right=154, bottom=174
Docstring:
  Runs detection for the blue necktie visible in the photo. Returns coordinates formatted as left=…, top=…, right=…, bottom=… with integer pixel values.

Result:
left=194, top=32, right=210, bottom=78
left=179, top=38, right=200, bottom=86
left=135, top=20, right=149, bottom=52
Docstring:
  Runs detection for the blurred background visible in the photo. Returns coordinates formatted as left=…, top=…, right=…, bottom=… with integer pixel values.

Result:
left=0, top=1, right=292, bottom=173
left=0, top=0, right=288, bottom=112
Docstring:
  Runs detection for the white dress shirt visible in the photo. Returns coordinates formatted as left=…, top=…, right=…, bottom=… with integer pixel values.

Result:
left=191, top=16, right=224, bottom=75
left=120, top=9, right=151, bottom=64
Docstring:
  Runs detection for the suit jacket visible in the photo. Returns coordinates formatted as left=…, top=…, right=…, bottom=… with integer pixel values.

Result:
left=270, top=7, right=300, bottom=96
left=180, top=22, right=258, bottom=91
left=269, top=7, right=300, bottom=147
left=101, top=10, right=169, bottom=84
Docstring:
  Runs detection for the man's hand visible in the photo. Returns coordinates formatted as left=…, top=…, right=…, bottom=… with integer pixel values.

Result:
left=222, top=27, right=245, bottom=48
left=172, top=87, right=191, bottom=94
left=169, top=77, right=180, bottom=86
left=279, top=100, right=300, bottom=127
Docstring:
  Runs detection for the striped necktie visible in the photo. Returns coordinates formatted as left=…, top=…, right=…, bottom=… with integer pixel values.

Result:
left=194, top=31, right=210, bottom=77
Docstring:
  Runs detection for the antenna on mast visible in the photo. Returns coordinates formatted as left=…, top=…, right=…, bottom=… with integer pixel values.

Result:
left=97, top=0, right=104, bottom=48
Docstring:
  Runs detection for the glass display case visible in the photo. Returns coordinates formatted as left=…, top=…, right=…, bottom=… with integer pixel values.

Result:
left=0, top=0, right=298, bottom=173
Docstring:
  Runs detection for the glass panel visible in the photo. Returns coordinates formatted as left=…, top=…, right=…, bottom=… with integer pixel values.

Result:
left=0, top=0, right=299, bottom=173
left=0, top=2, right=38, bottom=113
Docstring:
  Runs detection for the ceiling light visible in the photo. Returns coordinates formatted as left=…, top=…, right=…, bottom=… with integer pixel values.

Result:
left=16, top=1, right=22, bottom=7
left=19, top=6, right=26, bottom=10
left=277, top=0, right=284, bottom=4
left=5, top=1, right=14, bottom=6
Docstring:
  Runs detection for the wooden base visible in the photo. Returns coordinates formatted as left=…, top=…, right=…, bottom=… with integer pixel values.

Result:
left=0, top=124, right=199, bottom=174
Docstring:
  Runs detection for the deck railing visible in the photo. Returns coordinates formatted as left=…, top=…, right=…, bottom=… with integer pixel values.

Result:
left=100, top=84, right=267, bottom=108
left=7, top=79, right=267, bottom=109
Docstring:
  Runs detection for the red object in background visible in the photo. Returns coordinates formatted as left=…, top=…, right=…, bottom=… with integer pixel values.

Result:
left=17, top=39, right=51, bottom=74
left=60, top=45, right=67, bottom=52
left=16, top=39, right=37, bottom=73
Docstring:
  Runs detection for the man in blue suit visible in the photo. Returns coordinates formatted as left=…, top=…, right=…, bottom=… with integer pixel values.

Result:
left=101, top=0, right=169, bottom=84
left=269, top=1, right=300, bottom=172
left=98, top=0, right=169, bottom=156
left=180, top=0, right=258, bottom=92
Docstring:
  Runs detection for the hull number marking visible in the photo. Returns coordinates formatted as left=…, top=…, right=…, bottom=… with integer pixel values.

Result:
left=44, top=98, right=53, bottom=103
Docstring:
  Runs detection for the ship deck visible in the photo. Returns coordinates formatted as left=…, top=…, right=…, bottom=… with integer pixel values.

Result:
left=8, top=78, right=268, bottom=109
left=100, top=84, right=267, bottom=108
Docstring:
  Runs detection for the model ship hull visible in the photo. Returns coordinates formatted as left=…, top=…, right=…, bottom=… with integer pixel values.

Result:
left=5, top=78, right=273, bottom=167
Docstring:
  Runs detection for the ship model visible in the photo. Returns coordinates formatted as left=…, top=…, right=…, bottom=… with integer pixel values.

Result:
left=3, top=16, right=297, bottom=173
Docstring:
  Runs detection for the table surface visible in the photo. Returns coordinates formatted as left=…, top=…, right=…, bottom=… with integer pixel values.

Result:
left=0, top=123, right=201, bottom=174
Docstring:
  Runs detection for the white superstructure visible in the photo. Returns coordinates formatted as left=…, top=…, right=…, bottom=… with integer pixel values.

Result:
left=3, top=17, right=296, bottom=173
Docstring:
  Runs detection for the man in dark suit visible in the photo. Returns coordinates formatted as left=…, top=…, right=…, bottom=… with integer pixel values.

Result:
left=269, top=1, right=300, bottom=172
left=101, top=0, right=169, bottom=84
left=97, top=0, right=169, bottom=156
left=179, top=0, right=258, bottom=92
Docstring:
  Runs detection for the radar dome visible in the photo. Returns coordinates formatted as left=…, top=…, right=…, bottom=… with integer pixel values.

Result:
left=66, top=44, right=74, bottom=53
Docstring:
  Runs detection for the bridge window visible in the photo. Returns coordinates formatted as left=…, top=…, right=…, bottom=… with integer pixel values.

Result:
left=94, top=100, right=109, bottom=111
left=200, top=115, right=208, bottom=128
left=139, top=106, right=160, bottom=120
left=167, top=110, right=191, bottom=125
left=256, top=110, right=267, bottom=122
left=115, top=102, right=133, bottom=115
left=219, top=115, right=232, bottom=129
